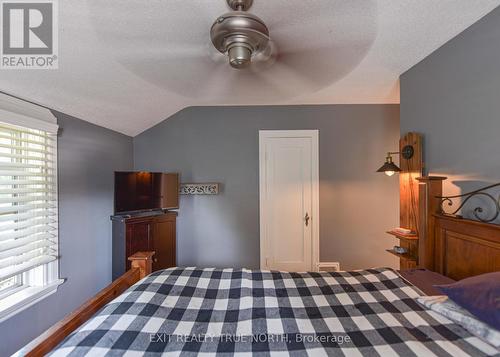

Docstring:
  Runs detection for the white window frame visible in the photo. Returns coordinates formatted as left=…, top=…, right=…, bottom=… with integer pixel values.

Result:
left=0, top=94, right=63, bottom=323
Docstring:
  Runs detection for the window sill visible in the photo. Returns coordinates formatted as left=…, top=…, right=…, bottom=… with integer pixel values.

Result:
left=0, top=279, right=65, bottom=323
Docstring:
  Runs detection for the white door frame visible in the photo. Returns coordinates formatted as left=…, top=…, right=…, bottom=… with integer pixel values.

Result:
left=259, top=130, right=320, bottom=271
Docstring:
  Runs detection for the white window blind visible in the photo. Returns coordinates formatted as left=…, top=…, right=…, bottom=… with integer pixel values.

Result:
left=0, top=121, right=58, bottom=283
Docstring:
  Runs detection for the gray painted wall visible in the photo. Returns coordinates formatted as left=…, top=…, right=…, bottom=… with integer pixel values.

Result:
left=401, top=6, right=500, bottom=221
left=134, top=105, right=400, bottom=271
left=0, top=112, right=133, bottom=356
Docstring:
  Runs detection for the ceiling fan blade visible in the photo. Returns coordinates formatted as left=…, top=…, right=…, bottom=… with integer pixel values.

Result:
left=264, top=0, right=376, bottom=36
left=249, top=69, right=296, bottom=99
left=252, top=61, right=318, bottom=96
left=117, top=43, right=214, bottom=62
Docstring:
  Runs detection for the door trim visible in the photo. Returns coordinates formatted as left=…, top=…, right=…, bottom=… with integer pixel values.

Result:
left=259, top=130, right=320, bottom=271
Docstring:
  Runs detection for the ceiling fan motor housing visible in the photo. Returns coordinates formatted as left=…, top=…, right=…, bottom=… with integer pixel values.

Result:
left=210, top=11, right=270, bottom=69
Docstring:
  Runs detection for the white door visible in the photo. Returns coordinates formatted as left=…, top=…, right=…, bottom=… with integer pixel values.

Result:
left=259, top=130, right=319, bottom=271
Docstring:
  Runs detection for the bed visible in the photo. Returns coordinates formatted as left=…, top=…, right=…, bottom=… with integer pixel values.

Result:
left=20, top=177, right=500, bottom=356
left=50, top=267, right=496, bottom=356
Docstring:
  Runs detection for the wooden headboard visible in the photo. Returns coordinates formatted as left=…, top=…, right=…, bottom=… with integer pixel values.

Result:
left=433, top=214, right=500, bottom=280
left=417, top=177, right=500, bottom=280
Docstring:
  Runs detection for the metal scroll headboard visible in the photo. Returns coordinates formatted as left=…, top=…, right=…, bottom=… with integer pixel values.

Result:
left=437, top=182, right=500, bottom=223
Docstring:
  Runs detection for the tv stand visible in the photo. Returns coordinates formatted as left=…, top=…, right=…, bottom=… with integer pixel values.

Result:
left=111, top=211, right=177, bottom=279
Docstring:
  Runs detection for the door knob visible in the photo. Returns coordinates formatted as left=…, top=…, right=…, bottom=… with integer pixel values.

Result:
left=305, top=212, right=310, bottom=226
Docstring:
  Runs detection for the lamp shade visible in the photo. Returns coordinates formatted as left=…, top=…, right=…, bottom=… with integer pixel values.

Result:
left=376, top=161, right=401, bottom=176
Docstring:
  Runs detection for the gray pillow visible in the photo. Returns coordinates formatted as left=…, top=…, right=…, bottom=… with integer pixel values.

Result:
left=417, top=295, right=500, bottom=349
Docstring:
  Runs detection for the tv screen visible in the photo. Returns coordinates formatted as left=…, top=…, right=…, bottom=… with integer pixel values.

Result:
left=114, top=172, right=179, bottom=214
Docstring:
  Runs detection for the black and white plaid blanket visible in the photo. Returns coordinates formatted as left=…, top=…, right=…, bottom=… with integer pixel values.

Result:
left=51, top=268, right=498, bottom=356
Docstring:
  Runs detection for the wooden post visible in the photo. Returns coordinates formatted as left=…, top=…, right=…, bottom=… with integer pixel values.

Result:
left=22, top=252, right=156, bottom=357
left=416, top=177, right=446, bottom=271
left=398, top=132, right=423, bottom=269
left=128, top=251, right=155, bottom=279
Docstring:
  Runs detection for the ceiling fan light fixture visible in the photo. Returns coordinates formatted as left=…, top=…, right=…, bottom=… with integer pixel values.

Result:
left=228, top=45, right=252, bottom=69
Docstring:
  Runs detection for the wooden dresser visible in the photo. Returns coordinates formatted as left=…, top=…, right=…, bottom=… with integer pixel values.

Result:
left=111, top=211, right=177, bottom=279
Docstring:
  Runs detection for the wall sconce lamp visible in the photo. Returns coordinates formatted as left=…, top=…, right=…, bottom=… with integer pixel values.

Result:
left=376, top=145, right=414, bottom=176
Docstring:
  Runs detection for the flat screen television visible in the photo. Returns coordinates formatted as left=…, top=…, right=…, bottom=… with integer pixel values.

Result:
left=114, top=172, right=179, bottom=214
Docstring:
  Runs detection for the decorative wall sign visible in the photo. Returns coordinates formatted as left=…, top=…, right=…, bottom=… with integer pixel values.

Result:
left=180, top=183, right=220, bottom=195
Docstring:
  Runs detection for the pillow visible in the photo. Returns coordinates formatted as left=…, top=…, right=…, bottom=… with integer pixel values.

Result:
left=434, top=272, right=500, bottom=330
left=417, top=295, right=500, bottom=348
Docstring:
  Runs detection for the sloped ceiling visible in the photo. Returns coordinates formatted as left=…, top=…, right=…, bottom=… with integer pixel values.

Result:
left=1, top=1, right=499, bottom=136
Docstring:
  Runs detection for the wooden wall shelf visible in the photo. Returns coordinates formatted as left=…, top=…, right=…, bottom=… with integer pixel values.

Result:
left=386, top=230, right=419, bottom=241
left=386, top=249, right=417, bottom=262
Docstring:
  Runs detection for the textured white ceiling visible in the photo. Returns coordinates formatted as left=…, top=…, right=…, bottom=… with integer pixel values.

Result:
left=1, top=1, right=499, bottom=136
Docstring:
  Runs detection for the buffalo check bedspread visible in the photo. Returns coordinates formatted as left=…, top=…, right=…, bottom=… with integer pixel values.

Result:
left=50, top=267, right=498, bottom=356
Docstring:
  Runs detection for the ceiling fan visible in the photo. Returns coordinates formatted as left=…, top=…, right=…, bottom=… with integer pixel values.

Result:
left=210, top=0, right=271, bottom=69
left=92, top=0, right=377, bottom=101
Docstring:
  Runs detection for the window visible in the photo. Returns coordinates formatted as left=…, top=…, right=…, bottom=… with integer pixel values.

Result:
left=0, top=119, right=62, bottom=321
